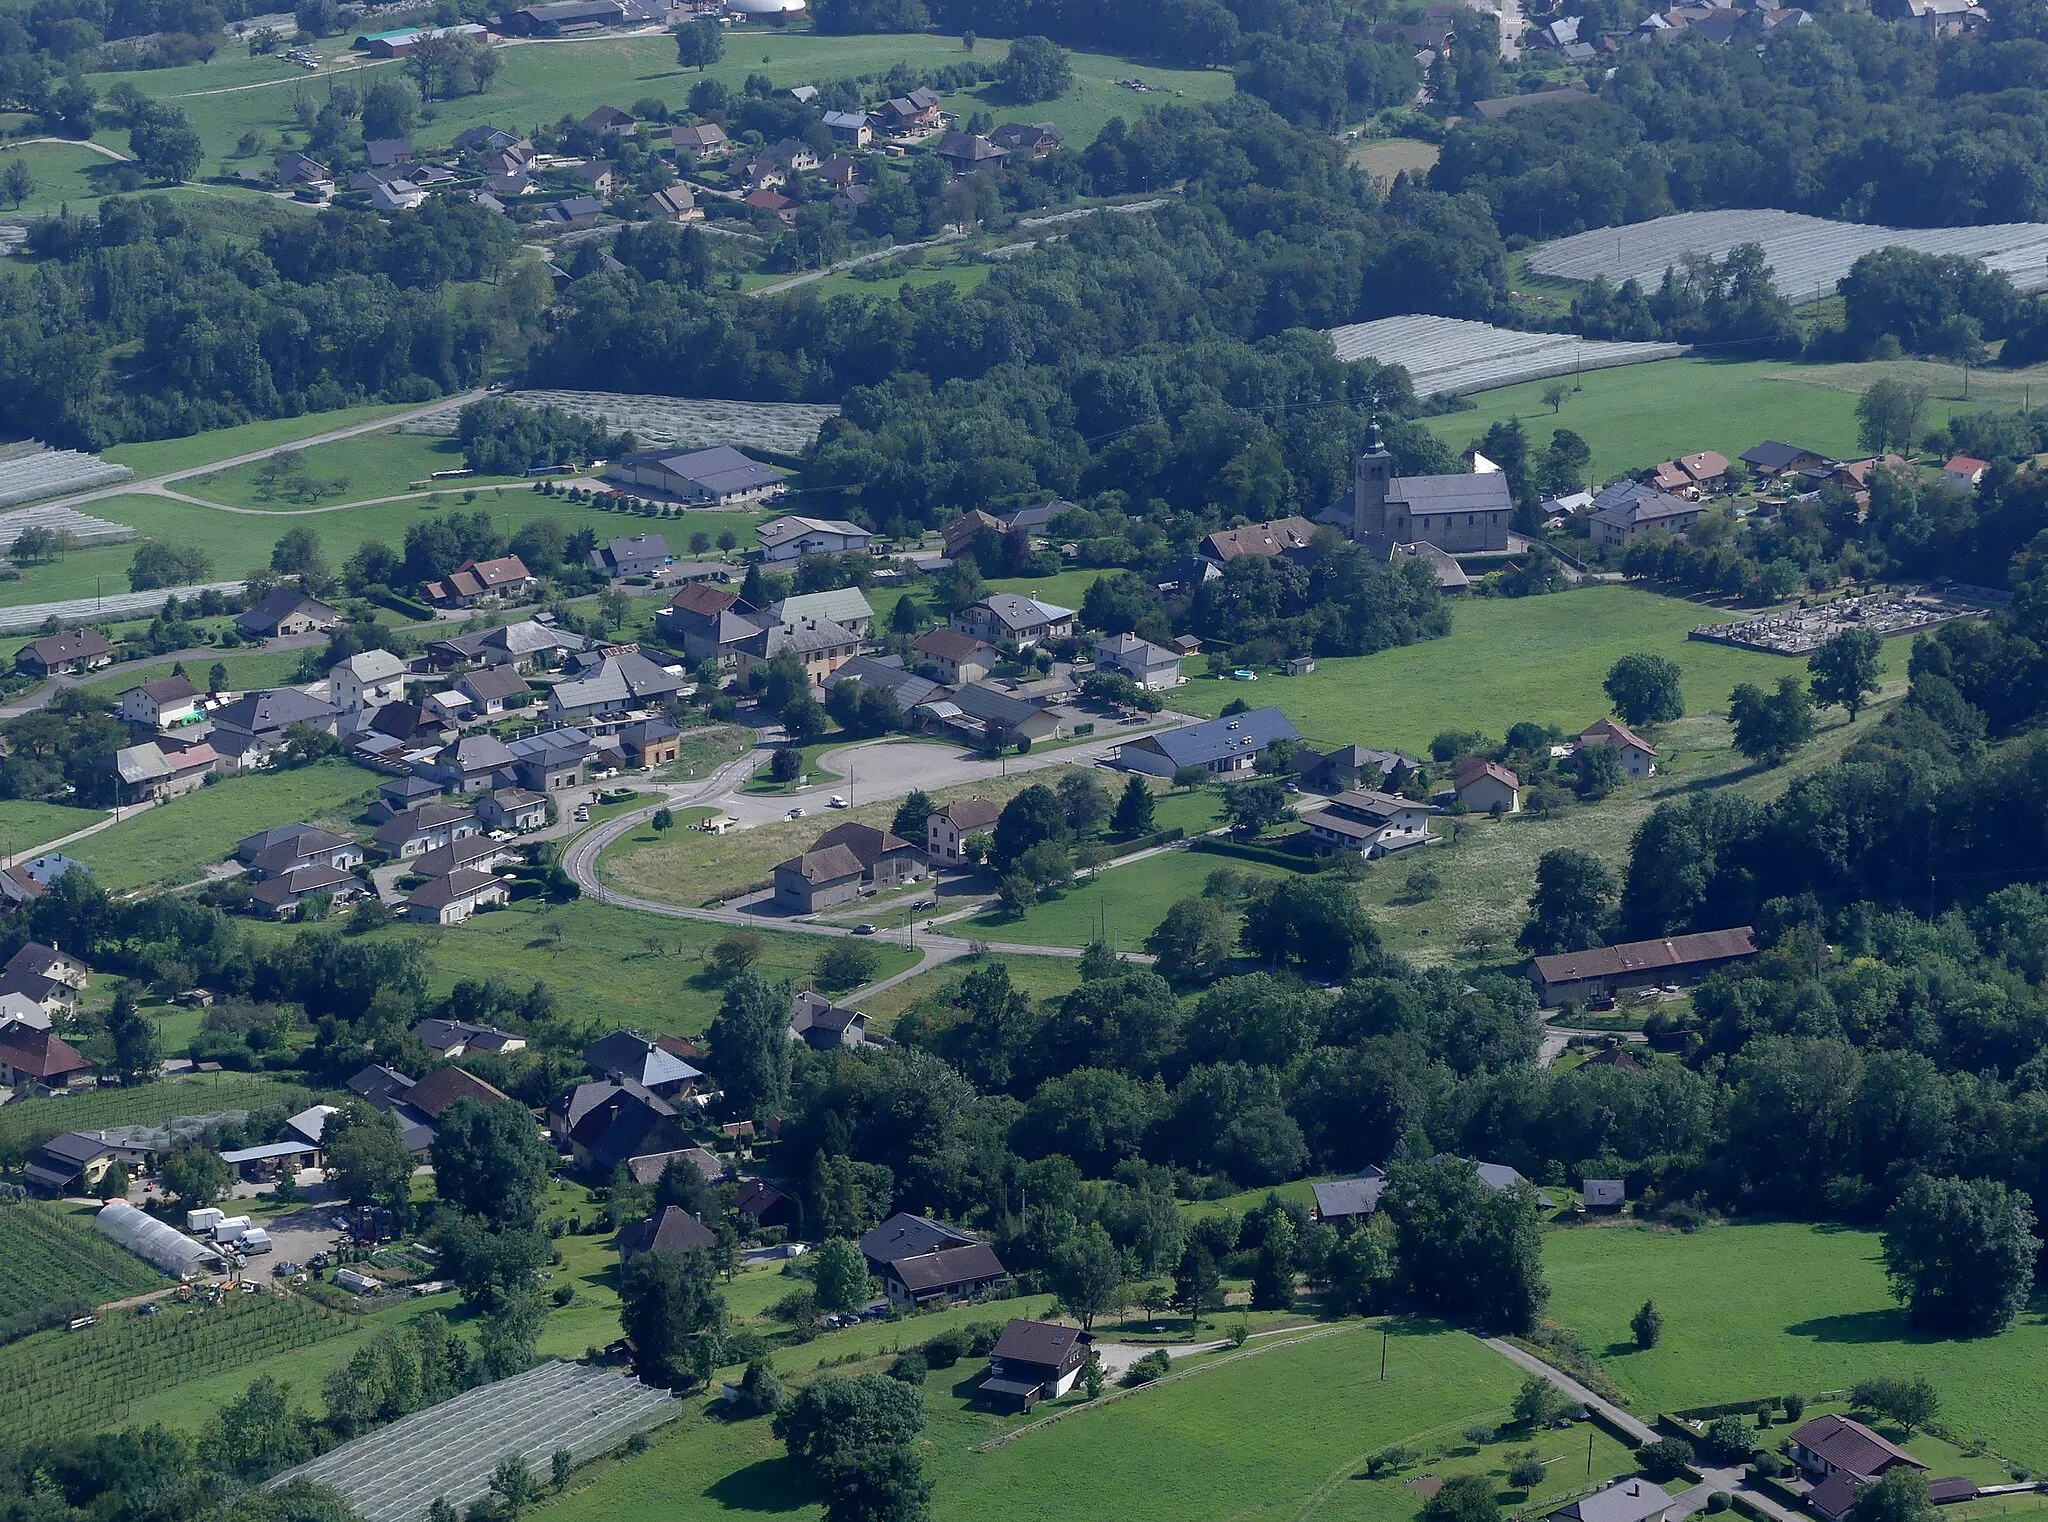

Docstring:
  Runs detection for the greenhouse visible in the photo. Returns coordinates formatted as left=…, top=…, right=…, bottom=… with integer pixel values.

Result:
left=94, top=1201, right=221, bottom=1277
left=1324, top=315, right=1685, bottom=396
left=274, top=1360, right=680, bottom=1522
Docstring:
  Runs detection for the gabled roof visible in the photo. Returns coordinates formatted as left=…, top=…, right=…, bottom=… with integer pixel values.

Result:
left=936, top=798, right=1003, bottom=831
left=212, top=687, right=336, bottom=734
left=1387, top=471, right=1516, bottom=512
left=1532, top=927, right=1760, bottom=986
left=586, top=1030, right=703, bottom=1089
left=618, top=1204, right=715, bottom=1260
left=436, top=733, right=519, bottom=774
left=859, top=1212, right=977, bottom=1265
left=0, top=1026, right=89, bottom=1078
left=775, top=587, right=874, bottom=626
left=990, top=1318, right=1086, bottom=1368
left=1742, top=439, right=1823, bottom=469
left=1131, top=708, right=1300, bottom=769
left=249, top=862, right=356, bottom=905
left=400, top=1065, right=513, bottom=1119
left=410, top=834, right=510, bottom=878
left=1311, top=1174, right=1388, bottom=1218
left=1791, top=1415, right=1926, bottom=1481
left=1555, top=1479, right=1674, bottom=1522
left=374, top=801, right=475, bottom=848
left=459, top=664, right=530, bottom=702
left=1580, top=717, right=1655, bottom=754
left=22, top=629, right=112, bottom=665
left=757, top=515, right=868, bottom=549
left=239, top=586, right=339, bottom=634
left=776, top=843, right=867, bottom=885
left=891, top=1241, right=1007, bottom=1292
left=914, top=628, right=996, bottom=664
left=947, top=682, right=1042, bottom=732
left=969, top=593, right=1072, bottom=633
left=827, top=657, right=938, bottom=710
left=1453, top=757, right=1520, bottom=791
left=130, top=673, right=200, bottom=704
left=348, top=1063, right=415, bottom=1107
left=807, top=821, right=914, bottom=869
left=1583, top=1179, right=1625, bottom=1206
left=1201, top=516, right=1319, bottom=562
left=1593, top=479, right=1696, bottom=529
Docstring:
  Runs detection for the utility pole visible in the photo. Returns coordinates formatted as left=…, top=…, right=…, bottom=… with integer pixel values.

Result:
left=1380, top=1329, right=1388, bottom=1380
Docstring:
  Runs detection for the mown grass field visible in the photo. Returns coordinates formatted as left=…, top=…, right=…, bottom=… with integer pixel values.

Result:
left=100, top=402, right=422, bottom=477
left=0, top=798, right=103, bottom=859
left=75, top=645, right=309, bottom=705
left=246, top=896, right=916, bottom=1039
left=0, top=141, right=130, bottom=215
left=1172, top=583, right=1907, bottom=758
left=970, top=847, right=1288, bottom=951
left=1544, top=1221, right=2048, bottom=1465
left=544, top=1317, right=1642, bottom=1522
left=0, top=1202, right=161, bottom=1316
left=67, top=759, right=374, bottom=890
left=91, top=32, right=1228, bottom=173
left=1423, top=357, right=1866, bottom=485
left=850, top=950, right=1087, bottom=1030
left=180, top=429, right=524, bottom=509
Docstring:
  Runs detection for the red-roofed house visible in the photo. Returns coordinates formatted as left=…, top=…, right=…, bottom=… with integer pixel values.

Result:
left=1453, top=757, right=1520, bottom=814
left=0, top=1026, right=93, bottom=1094
left=1579, top=718, right=1656, bottom=778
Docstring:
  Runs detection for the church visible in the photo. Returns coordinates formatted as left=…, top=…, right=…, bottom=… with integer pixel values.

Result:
left=1331, top=424, right=1516, bottom=556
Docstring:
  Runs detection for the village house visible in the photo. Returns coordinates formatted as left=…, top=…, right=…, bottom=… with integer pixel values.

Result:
left=615, top=718, right=681, bottom=769
left=1198, top=516, right=1320, bottom=566
left=735, top=1178, right=796, bottom=1229
left=774, top=587, right=874, bottom=638
left=1302, top=788, right=1436, bottom=856
left=405, top=867, right=509, bottom=924
left=1531, top=926, right=1760, bottom=1004
left=506, top=727, right=604, bottom=791
left=757, top=515, right=873, bottom=562
left=423, top=555, right=535, bottom=609
left=374, top=801, right=480, bottom=859
left=117, top=673, right=205, bottom=729
left=912, top=628, right=996, bottom=685
left=1741, top=440, right=1829, bottom=479
left=826, top=657, right=940, bottom=715
left=876, top=86, right=941, bottom=133
left=579, top=103, right=636, bottom=137
left=23, top=1129, right=150, bottom=1194
left=1789, top=1414, right=1930, bottom=1522
left=476, top=786, right=548, bottom=832
left=951, top=594, right=1074, bottom=650
left=789, top=988, right=868, bottom=1050
left=859, top=1212, right=1008, bottom=1307
left=928, top=682, right=1066, bottom=749
left=1093, top=632, right=1183, bottom=690
left=560, top=1082, right=698, bottom=1179
left=734, top=618, right=860, bottom=689
left=657, top=584, right=762, bottom=666
left=428, top=734, right=520, bottom=794
left=772, top=843, right=867, bottom=913
left=0, top=1025, right=93, bottom=1095
left=110, top=739, right=220, bottom=803
left=411, top=1018, right=527, bottom=1058
left=16, top=628, right=112, bottom=678
left=1453, top=757, right=1521, bottom=814
left=808, top=822, right=925, bottom=889
left=329, top=650, right=410, bottom=715
left=934, top=131, right=1008, bottom=172
left=991, top=121, right=1063, bottom=155
left=586, top=1029, right=703, bottom=1098
left=671, top=122, right=729, bottom=156
left=1592, top=480, right=1704, bottom=548
left=1116, top=707, right=1301, bottom=777
left=427, top=618, right=588, bottom=673
left=927, top=797, right=1002, bottom=865
left=979, top=1318, right=1091, bottom=1411
left=456, top=664, right=533, bottom=716
left=1579, top=717, right=1657, bottom=777
left=249, top=862, right=363, bottom=918
left=238, top=587, right=341, bottom=639
left=1553, top=1479, right=1674, bottom=1522
left=369, top=775, right=442, bottom=822
left=546, top=652, right=690, bottom=724
left=617, top=1204, right=715, bottom=1263
left=1944, top=454, right=1989, bottom=487
left=1294, top=744, right=1418, bottom=794
left=408, top=833, right=520, bottom=880
left=208, top=688, right=340, bottom=770
left=1582, top=1178, right=1626, bottom=1211
left=648, top=184, right=699, bottom=223
left=237, top=824, right=363, bottom=879
left=1311, top=1168, right=1389, bottom=1225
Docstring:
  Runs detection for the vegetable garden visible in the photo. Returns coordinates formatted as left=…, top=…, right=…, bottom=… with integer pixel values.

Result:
left=0, top=1201, right=159, bottom=1320
left=0, top=1289, right=353, bottom=1441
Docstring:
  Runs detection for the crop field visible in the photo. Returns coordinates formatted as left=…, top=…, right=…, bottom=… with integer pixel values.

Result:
left=404, top=392, right=841, bottom=458
left=181, top=429, right=526, bottom=510
left=970, top=848, right=1290, bottom=951
left=0, top=1202, right=160, bottom=1317
left=1527, top=208, right=2048, bottom=305
left=91, top=32, right=1226, bottom=174
left=1348, top=137, right=1440, bottom=188
left=0, top=1074, right=316, bottom=1160
left=1172, top=583, right=1905, bottom=757
left=543, top=1318, right=1643, bottom=1522
left=100, top=402, right=425, bottom=478
left=0, top=1289, right=355, bottom=1441
left=1544, top=1222, right=2048, bottom=1465
left=1327, top=315, right=1685, bottom=396
left=1419, top=357, right=1866, bottom=483
left=67, top=759, right=374, bottom=891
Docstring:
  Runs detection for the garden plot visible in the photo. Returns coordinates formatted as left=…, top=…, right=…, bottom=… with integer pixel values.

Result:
left=1527, top=209, right=2048, bottom=304
left=0, top=445, right=136, bottom=511
left=401, top=391, right=840, bottom=456
left=1325, top=314, right=1686, bottom=395
left=274, top=1360, right=681, bottom=1522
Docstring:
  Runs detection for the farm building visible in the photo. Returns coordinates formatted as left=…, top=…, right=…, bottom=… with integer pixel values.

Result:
left=604, top=446, right=784, bottom=505
left=757, top=515, right=872, bottom=562
left=1117, top=708, right=1301, bottom=777
left=1531, top=927, right=1759, bottom=1004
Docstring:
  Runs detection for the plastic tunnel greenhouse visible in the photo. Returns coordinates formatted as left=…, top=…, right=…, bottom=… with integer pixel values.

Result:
left=94, top=1201, right=222, bottom=1277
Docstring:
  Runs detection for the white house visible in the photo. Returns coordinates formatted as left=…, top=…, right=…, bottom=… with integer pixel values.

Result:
left=926, top=798, right=1002, bottom=865
left=1453, top=757, right=1520, bottom=814
left=757, top=515, right=873, bottom=562
left=405, top=867, right=510, bottom=924
left=330, top=650, right=410, bottom=714
left=1301, top=788, right=1434, bottom=856
left=1093, top=633, right=1182, bottom=690
left=117, top=674, right=205, bottom=729
left=1579, top=718, right=1656, bottom=778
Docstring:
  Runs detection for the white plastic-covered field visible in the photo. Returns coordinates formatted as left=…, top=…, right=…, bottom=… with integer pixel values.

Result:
left=0, top=582, right=246, bottom=635
left=0, top=503, right=137, bottom=555
left=270, top=1360, right=681, bottom=1522
left=1325, top=315, right=1686, bottom=395
left=402, top=390, right=840, bottom=455
left=1527, top=209, right=2048, bottom=304
left=0, top=443, right=134, bottom=510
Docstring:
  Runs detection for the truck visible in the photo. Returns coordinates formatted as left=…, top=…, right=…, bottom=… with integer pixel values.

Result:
left=213, top=1216, right=253, bottom=1244
left=239, top=1228, right=273, bottom=1255
left=187, top=1207, right=225, bottom=1234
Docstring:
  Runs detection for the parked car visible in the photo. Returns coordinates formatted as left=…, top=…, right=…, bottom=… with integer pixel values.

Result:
left=786, top=806, right=807, bottom=819
left=854, top=924, right=877, bottom=935
left=828, top=795, right=848, bottom=809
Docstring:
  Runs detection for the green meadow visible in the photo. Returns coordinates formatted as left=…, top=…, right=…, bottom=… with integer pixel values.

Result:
left=1423, top=357, right=1867, bottom=485
left=1545, top=1221, right=2048, bottom=1465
